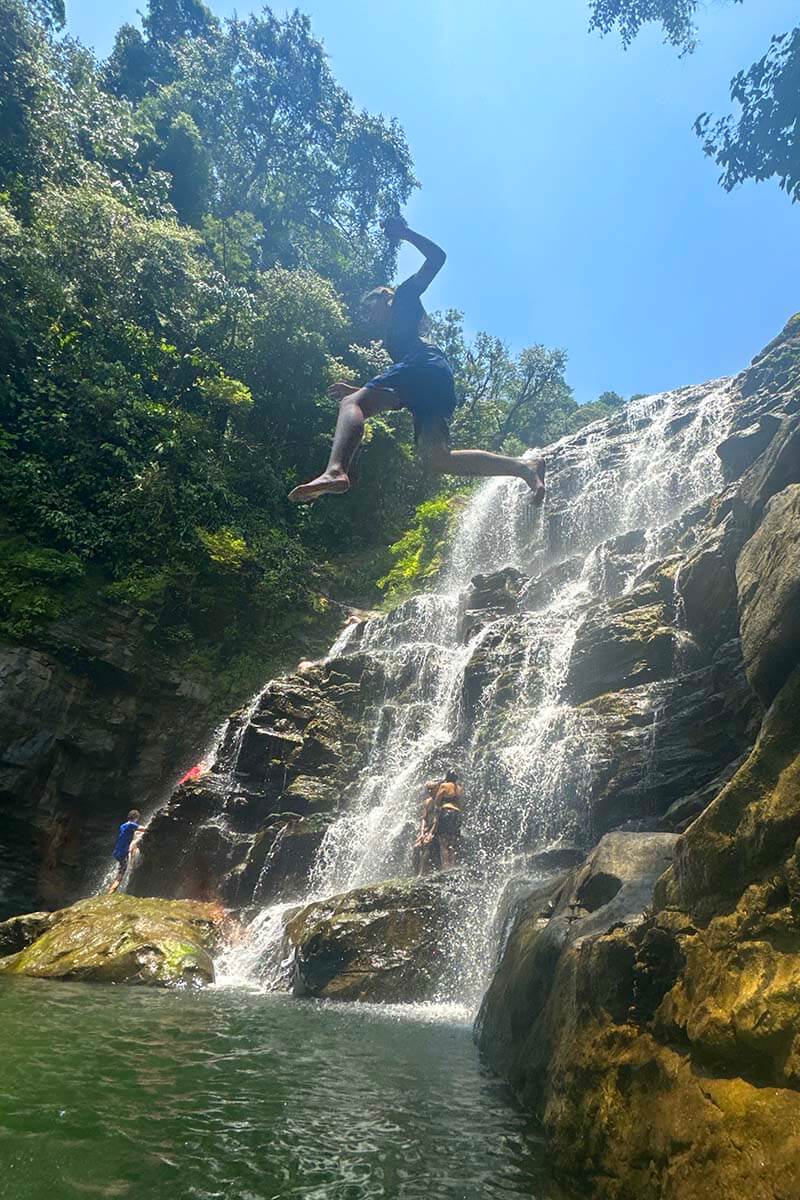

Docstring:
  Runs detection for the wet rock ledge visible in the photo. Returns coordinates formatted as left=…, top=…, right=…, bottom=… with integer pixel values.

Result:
left=0, top=895, right=225, bottom=987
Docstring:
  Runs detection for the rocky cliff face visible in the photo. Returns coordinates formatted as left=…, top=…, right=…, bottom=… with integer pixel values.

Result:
left=477, top=316, right=800, bottom=1198
left=0, top=607, right=215, bottom=918
left=129, top=324, right=787, bottom=951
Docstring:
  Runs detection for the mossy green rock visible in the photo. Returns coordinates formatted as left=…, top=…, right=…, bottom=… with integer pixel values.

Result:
left=0, top=894, right=224, bottom=987
left=479, top=668, right=800, bottom=1200
left=286, top=875, right=452, bottom=1003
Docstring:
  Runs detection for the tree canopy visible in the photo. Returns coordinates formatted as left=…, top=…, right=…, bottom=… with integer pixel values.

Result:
left=1, top=0, right=624, bottom=704
left=588, top=0, right=742, bottom=54
left=587, top=0, right=798, bottom=202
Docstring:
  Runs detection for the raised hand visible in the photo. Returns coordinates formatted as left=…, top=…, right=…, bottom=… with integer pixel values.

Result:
left=380, top=214, right=409, bottom=242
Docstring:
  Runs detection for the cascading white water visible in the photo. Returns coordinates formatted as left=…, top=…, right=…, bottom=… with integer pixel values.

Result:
left=224, top=378, right=733, bottom=1006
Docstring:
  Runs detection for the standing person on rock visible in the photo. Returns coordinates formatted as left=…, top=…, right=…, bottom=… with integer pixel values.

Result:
left=108, top=810, right=148, bottom=894
left=412, top=780, right=440, bottom=876
left=435, top=770, right=464, bottom=870
left=288, top=216, right=546, bottom=505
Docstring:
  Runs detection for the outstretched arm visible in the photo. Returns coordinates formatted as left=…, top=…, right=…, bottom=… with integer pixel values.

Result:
left=382, top=215, right=446, bottom=295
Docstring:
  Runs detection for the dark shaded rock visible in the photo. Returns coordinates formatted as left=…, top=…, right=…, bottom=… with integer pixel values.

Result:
left=736, top=484, right=800, bottom=706
left=734, top=411, right=800, bottom=529
left=675, top=514, right=745, bottom=648
left=0, top=610, right=214, bottom=916
left=0, top=911, right=54, bottom=958
left=0, top=895, right=224, bottom=987
left=660, top=752, right=747, bottom=832
left=286, top=874, right=454, bottom=1002
left=467, top=567, right=528, bottom=613
left=581, top=642, right=759, bottom=835
left=476, top=832, right=678, bottom=1080
left=716, top=412, right=782, bottom=479
left=253, top=817, right=329, bottom=904
left=128, top=782, right=250, bottom=903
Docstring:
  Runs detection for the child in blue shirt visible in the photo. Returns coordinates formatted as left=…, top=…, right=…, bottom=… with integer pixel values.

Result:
left=108, top=809, right=147, bottom=893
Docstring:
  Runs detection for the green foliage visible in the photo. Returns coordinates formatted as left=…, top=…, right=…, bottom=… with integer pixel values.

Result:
left=588, top=0, right=742, bottom=54
left=378, top=495, right=462, bottom=604
left=0, top=0, right=420, bottom=702
left=588, top=2, right=798, bottom=206
left=695, top=27, right=800, bottom=202
left=0, top=0, right=639, bottom=709
left=428, top=309, right=609, bottom=453
left=0, top=536, right=85, bottom=637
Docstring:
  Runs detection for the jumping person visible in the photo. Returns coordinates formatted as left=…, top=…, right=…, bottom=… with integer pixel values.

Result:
left=108, top=809, right=147, bottom=894
left=288, top=215, right=546, bottom=504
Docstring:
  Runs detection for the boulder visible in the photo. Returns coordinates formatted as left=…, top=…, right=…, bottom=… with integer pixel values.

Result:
left=0, top=910, right=54, bottom=957
left=285, top=874, right=454, bottom=1002
left=736, top=484, right=800, bottom=706
left=477, top=832, right=678, bottom=1081
left=0, top=894, right=224, bottom=987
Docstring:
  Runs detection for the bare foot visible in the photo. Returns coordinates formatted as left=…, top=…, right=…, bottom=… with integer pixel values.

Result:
left=522, top=457, right=546, bottom=506
left=288, top=471, right=351, bottom=504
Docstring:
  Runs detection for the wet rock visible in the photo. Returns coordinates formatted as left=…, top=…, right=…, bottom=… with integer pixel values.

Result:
left=286, top=875, right=454, bottom=1002
left=675, top=514, right=745, bottom=648
left=478, top=666, right=800, bottom=1200
left=565, top=591, right=676, bottom=705
left=476, top=832, right=678, bottom=1080
left=580, top=641, right=759, bottom=835
left=660, top=752, right=747, bottom=832
left=467, top=567, right=528, bottom=613
left=520, top=555, right=584, bottom=611
left=0, top=894, right=224, bottom=987
left=736, top=484, right=800, bottom=706
left=253, top=816, right=330, bottom=903
left=0, top=911, right=54, bottom=957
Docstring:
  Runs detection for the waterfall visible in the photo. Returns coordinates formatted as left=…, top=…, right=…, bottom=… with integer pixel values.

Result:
left=220, top=378, right=733, bottom=1005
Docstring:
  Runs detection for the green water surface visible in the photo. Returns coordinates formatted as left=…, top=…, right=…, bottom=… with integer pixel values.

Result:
left=0, top=978, right=578, bottom=1200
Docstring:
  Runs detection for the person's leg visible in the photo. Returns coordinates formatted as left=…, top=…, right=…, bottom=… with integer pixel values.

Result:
left=418, top=423, right=546, bottom=504
left=288, top=386, right=401, bottom=503
left=108, top=858, right=126, bottom=894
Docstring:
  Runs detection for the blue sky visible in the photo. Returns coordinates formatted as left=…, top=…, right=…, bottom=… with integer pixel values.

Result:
left=65, top=0, right=799, bottom=403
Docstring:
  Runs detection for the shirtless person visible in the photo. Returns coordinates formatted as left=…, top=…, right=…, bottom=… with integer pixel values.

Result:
left=412, top=781, right=440, bottom=876
left=288, top=216, right=546, bottom=504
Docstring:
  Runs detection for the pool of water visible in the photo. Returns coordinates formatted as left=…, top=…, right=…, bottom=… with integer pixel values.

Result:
left=0, top=979, right=578, bottom=1200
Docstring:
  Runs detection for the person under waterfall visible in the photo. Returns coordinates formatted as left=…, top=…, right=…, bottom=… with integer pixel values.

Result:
left=435, top=771, right=464, bottom=870
left=108, top=809, right=148, bottom=894
left=288, top=216, right=546, bottom=504
left=412, top=780, right=440, bottom=876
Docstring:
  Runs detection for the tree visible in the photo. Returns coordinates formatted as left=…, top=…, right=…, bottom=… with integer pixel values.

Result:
left=587, top=1, right=799, bottom=203
left=588, top=0, right=741, bottom=54
left=427, top=311, right=575, bottom=454
left=106, top=4, right=416, bottom=295
left=696, top=28, right=800, bottom=202
left=0, top=0, right=422, bottom=701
